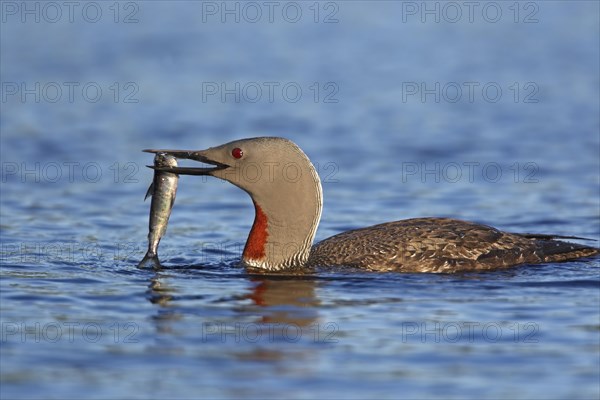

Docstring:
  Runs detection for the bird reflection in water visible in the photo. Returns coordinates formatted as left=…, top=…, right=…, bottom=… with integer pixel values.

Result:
left=246, top=274, right=320, bottom=326
left=146, top=270, right=321, bottom=331
left=145, top=269, right=332, bottom=369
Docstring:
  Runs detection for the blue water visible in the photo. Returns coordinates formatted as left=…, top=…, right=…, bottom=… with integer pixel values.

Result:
left=1, top=1, right=599, bottom=399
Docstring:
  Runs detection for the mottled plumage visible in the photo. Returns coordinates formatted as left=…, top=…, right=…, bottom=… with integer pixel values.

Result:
left=309, top=218, right=599, bottom=272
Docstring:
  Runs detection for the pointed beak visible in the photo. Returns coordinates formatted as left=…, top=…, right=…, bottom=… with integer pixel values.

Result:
left=143, top=149, right=229, bottom=175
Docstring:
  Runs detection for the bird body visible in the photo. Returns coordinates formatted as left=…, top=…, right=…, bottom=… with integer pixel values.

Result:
left=309, top=217, right=598, bottom=272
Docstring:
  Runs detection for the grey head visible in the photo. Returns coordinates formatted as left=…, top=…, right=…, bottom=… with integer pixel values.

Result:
left=145, top=137, right=323, bottom=270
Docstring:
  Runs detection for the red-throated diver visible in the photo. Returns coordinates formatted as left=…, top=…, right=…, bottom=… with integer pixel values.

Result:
left=145, top=137, right=599, bottom=273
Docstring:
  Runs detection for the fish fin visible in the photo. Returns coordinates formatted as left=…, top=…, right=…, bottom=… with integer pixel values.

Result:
left=137, top=252, right=162, bottom=269
left=144, top=182, right=154, bottom=201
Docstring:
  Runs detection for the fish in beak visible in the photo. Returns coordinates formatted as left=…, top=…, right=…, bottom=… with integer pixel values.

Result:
left=143, top=149, right=229, bottom=176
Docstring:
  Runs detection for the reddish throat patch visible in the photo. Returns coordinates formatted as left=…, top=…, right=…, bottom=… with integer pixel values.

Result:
left=243, top=202, right=269, bottom=261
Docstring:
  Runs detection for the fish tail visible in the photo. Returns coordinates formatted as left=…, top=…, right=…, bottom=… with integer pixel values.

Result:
left=137, top=252, right=162, bottom=269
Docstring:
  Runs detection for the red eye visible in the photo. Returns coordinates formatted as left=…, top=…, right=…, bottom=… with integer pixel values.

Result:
left=232, top=148, right=243, bottom=159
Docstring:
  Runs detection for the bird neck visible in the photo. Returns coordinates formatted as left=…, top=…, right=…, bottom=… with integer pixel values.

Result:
left=242, top=160, right=323, bottom=270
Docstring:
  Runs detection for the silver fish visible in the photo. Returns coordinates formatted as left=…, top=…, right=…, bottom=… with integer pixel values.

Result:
left=138, top=153, right=179, bottom=269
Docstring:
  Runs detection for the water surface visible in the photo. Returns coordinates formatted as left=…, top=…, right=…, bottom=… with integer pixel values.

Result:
left=1, top=2, right=599, bottom=399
